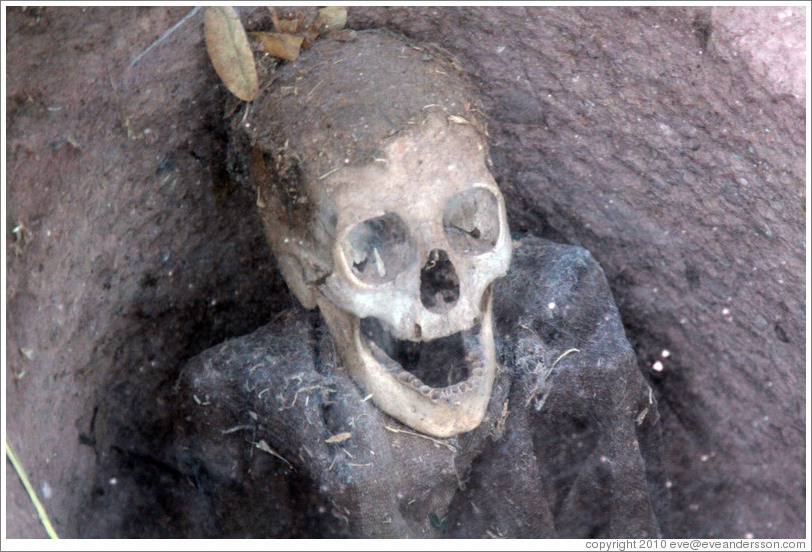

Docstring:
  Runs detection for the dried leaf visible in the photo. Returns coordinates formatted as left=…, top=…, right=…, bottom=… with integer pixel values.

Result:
left=325, top=432, right=352, bottom=444
left=315, top=6, right=347, bottom=33
left=251, top=31, right=305, bottom=62
left=204, top=7, right=258, bottom=102
left=277, top=18, right=302, bottom=35
left=302, top=26, right=320, bottom=45
left=269, top=7, right=304, bottom=34
left=268, top=6, right=280, bottom=29
left=447, top=114, right=470, bottom=125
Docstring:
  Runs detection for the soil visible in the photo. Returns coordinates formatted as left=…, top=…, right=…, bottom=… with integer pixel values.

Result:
left=4, top=6, right=806, bottom=539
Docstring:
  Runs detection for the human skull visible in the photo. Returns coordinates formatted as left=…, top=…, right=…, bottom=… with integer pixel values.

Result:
left=237, top=30, right=511, bottom=437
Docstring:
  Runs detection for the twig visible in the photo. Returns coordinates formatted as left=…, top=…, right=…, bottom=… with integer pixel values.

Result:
left=129, top=7, right=201, bottom=68
left=384, top=425, right=456, bottom=452
left=318, top=166, right=341, bottom=180
left=221, top=425, right=251, bottom=435
left=305, top=78, right=325, bottom=101
left=525, top=348, right=580, bottom=407
left=253, top=439, right=293, bottom=470
left=287, top=385, right=321, bottom=408
left=551, top=347, right=580, bottom=369
left=6, top=441, right=59, bottom=539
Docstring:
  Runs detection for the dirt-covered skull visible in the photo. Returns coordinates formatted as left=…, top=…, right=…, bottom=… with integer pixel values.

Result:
left=236, top=30, right=511, bottom=437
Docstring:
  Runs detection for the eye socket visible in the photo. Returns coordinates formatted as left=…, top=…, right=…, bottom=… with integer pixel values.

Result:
left=443, top=187, right=502, bottom=255
left=342, top=213, right=415, bottom=285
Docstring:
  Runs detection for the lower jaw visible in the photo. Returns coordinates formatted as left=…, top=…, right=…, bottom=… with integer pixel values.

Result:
left=317, top=292, right=497, bottom=438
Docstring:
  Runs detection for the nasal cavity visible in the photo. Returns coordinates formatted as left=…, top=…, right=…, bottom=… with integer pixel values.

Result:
left=420, top=249, right=460, bottom=312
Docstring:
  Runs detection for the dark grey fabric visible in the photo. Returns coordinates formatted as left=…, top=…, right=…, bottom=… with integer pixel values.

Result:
left=170, top=236, right=667, bottom=537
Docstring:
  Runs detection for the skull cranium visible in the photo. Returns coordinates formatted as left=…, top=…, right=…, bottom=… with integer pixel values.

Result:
left=238, top=30, right=511, bottom=437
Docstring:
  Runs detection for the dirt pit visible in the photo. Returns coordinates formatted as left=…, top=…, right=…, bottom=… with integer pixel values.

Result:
left=4, top=6, right=806, bottom=539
